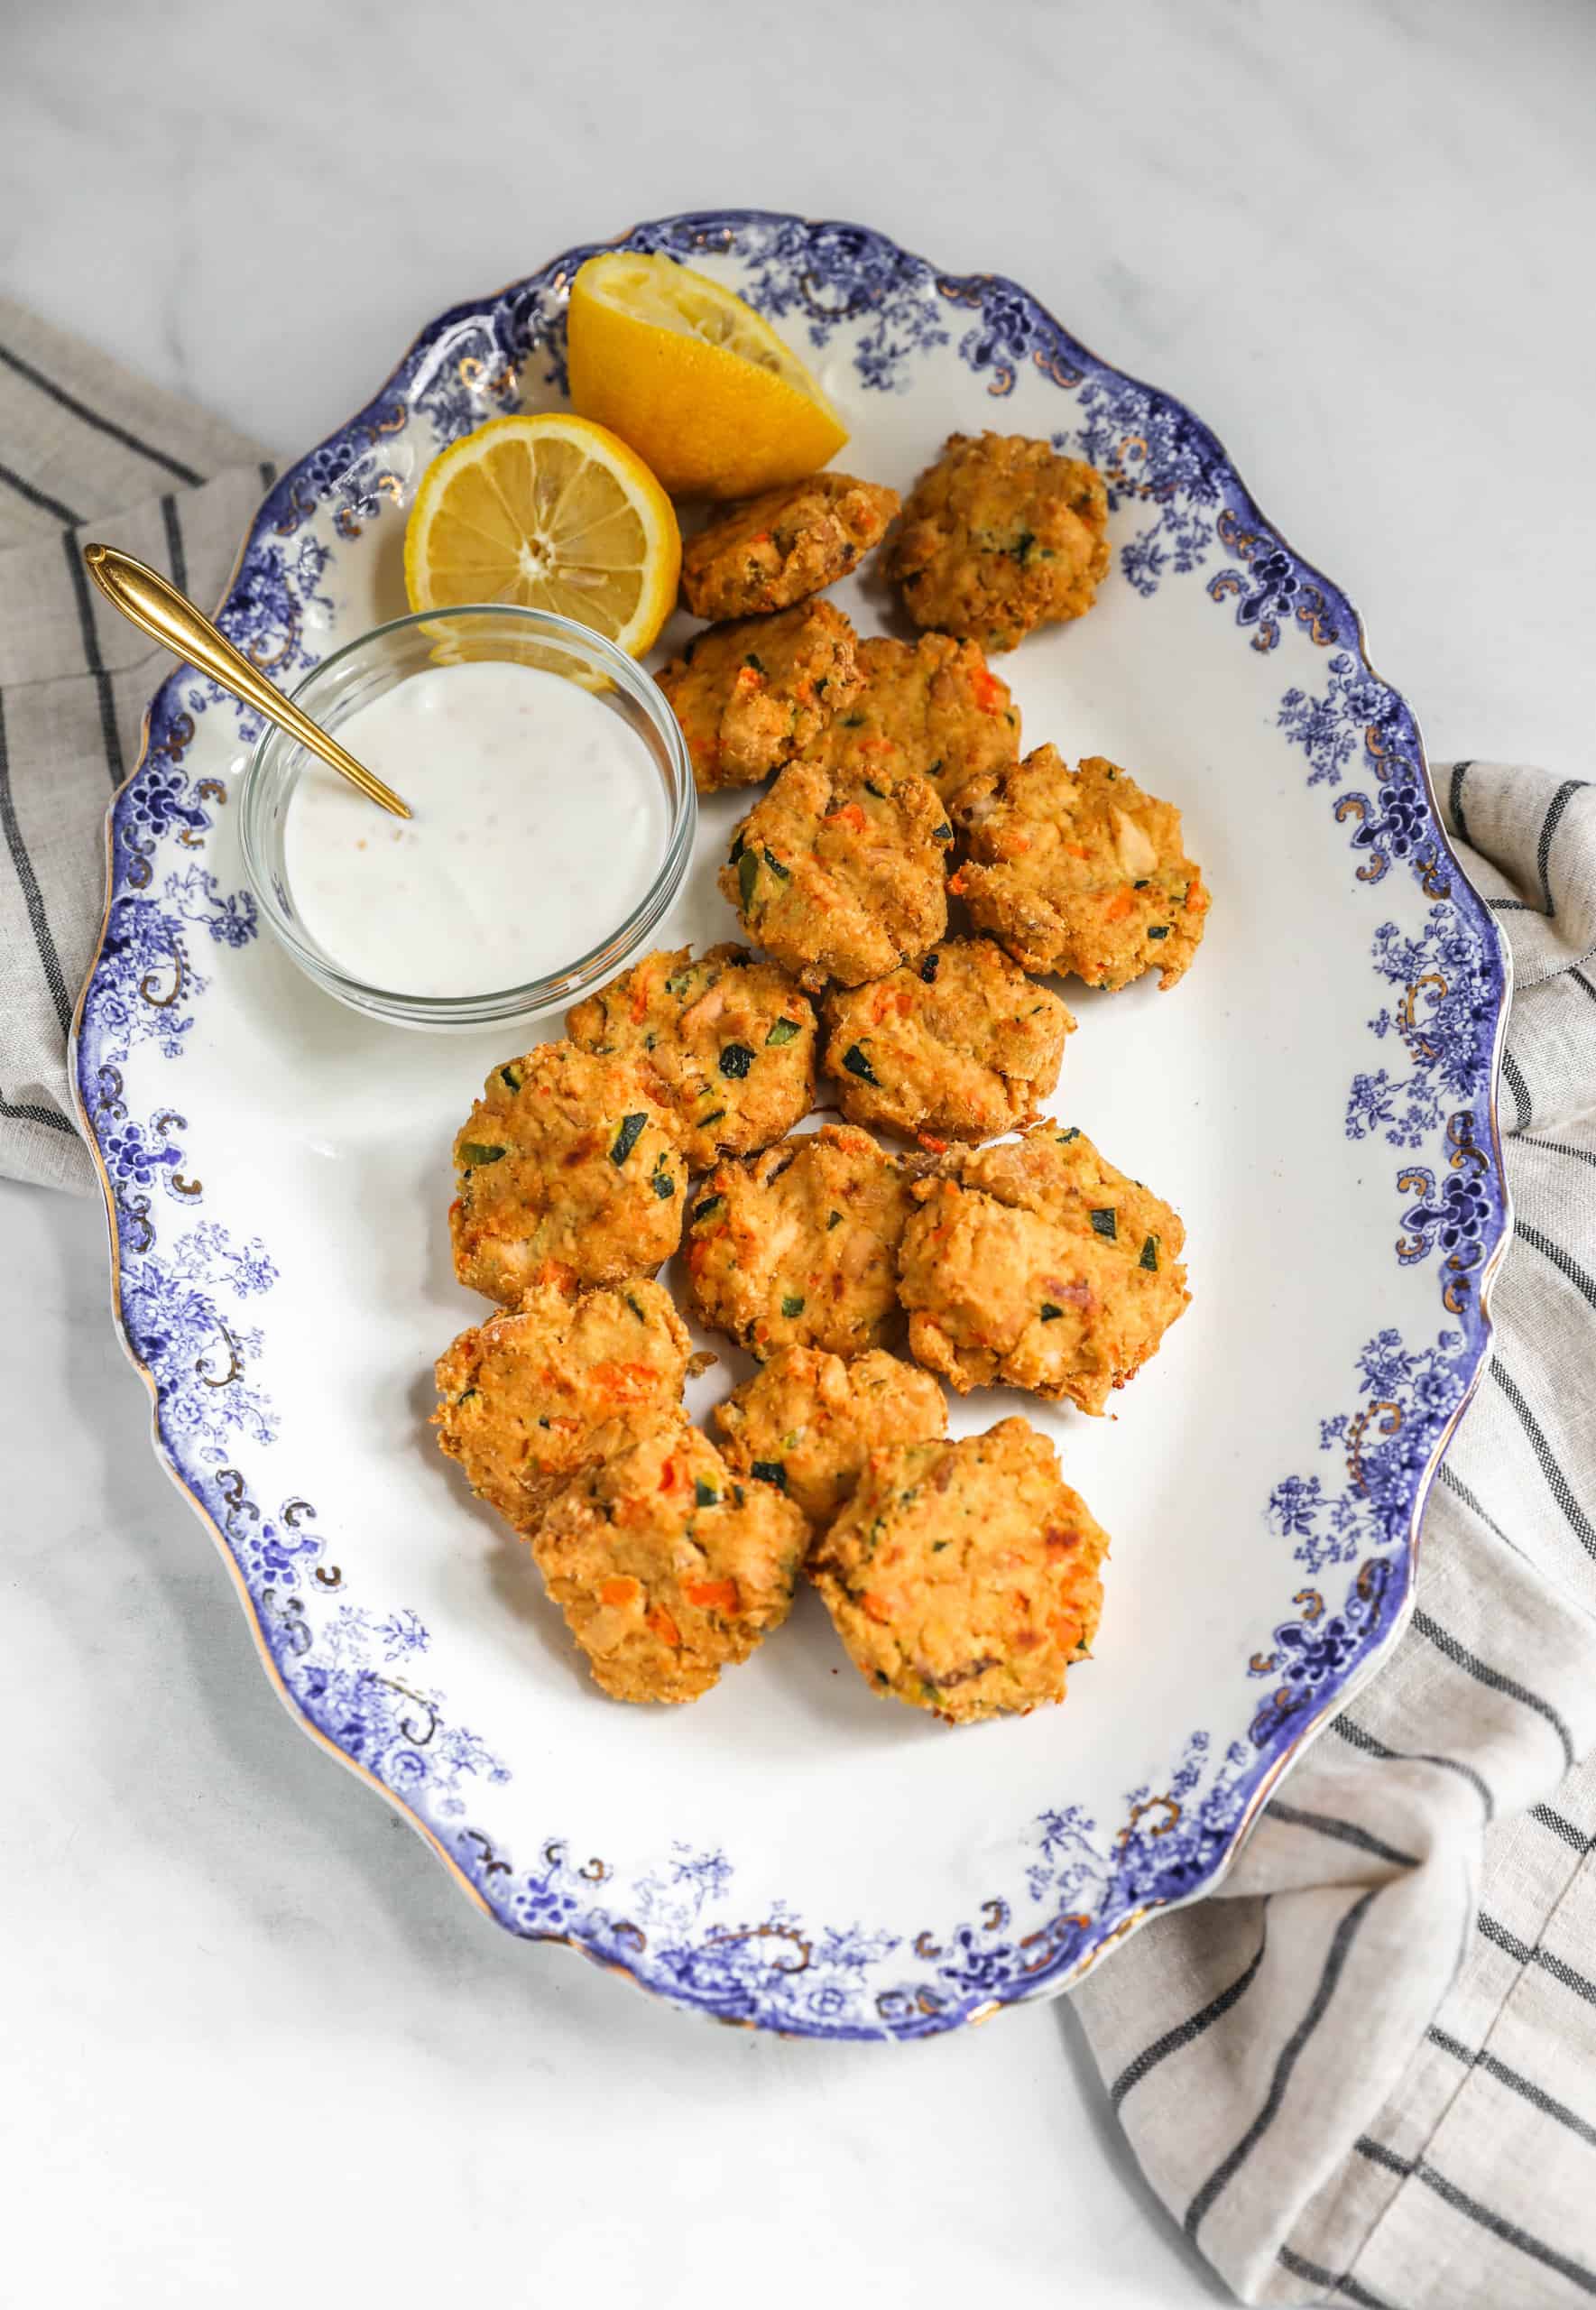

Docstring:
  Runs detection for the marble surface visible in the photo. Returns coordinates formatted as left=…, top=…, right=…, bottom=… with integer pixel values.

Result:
left=4, top=1, right=1595, bottom=2302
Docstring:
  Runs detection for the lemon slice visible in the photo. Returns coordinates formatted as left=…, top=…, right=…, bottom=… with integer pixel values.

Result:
left=403, top=412, right=681, bottom=655
left=567, top=253, right=849, bottom=500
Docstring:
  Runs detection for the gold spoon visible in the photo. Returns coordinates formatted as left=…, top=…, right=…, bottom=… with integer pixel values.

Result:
left=82, top=542, right=412, bottom=820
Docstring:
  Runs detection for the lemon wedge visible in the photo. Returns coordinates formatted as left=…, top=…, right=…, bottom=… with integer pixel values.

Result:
left=567, top=253, right=849, bottom=500
left=402, top=411, right=681, bottom=656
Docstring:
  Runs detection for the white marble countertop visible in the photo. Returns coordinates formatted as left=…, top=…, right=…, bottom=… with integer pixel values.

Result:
left=5, top=3, right=1593, bottom=2303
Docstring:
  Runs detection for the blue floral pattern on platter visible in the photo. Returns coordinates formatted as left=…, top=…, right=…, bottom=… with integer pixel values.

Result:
left=71, top=210, right=1510, bottom=2039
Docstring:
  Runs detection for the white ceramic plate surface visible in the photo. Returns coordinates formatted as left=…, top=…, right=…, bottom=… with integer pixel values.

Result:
left=73, top=211, right=1509, bottom=2037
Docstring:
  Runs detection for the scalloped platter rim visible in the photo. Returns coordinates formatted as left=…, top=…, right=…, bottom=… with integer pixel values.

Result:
left=69, top=209, right=1511, bottom=2040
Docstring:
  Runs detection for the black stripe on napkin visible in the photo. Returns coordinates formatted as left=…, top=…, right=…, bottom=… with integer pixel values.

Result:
left=1429, top=2025, right=1596, bottom=2149
left=60, top=533, right=123, bottom=790
left=1536, top=777, right=1588, bottom=917
left=1536, top=1946, right=1596, bottom=2010
left=1414, top=2159, right=1596, bottom=2297
left=1478, top=1911, right=1596, bottom=2010
left=1518, top=1221, right=1596, bottom=1316
left=1265, top=1800, right=1418, bottom=1871
left=0, top=1091, right=74, bottom=1137
left=0, top=337, right=206, bottom=487
left=1109, top=1906, right=1270, bottom=2108
left=160, top=492, right=188, bottom=596
left=1412, top=1606, right=1577, bottom=1763
left=1330, top=1714, right=1494, bottom=1820
left=0, top=695, right=72, bottom=1034
left=1447, top=761, right=1473, bottom=845
left=0, top=458, right=81, bottom=525
left=1521, top=1133, right=1596, bottom=1173
left=1487, top=1360, right=1596, bottom=1565
left=1500, top=1048, right=1533, bottom=1130
left=1529, top=1803, right=1594, bottom=1855
left=1354, top=2134, right=1414, bottom=2176
left=1277, top=2246, right=1394, bottom=2309
left=1478, top=1911, right=1536, bottom=1967
left=1184, top=1888, right=1379, bottom=2241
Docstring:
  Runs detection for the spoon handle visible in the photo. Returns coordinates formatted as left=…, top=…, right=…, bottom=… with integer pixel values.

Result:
left=82, top=542, right=412, bottom=821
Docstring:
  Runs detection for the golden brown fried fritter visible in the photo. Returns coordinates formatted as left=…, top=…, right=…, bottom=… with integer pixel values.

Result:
left=531, top=1415, right=810, bottom=1704
left=656, top=600, right=861, bottom=792
left=953, top=747, right=1209, bottom=992
left=890, top=431, right=1110, bottom=651
left=433, top=1279, right=689, bottom=1530
left=685, top=1124, right=916, bottom=1361
left=897, top=1124, right=1189, bottom=1411
left=449, top=1041, right=686, bottom=1305
left=566, top=943, right=816, bottom=1172
left=802, top=633, right=1019, bottom=803
left=810, top=1417, right=1109, bottom=1723
left=714, top=1345, right=946, bottom=1524
left=822, top=936, right=1073, bottom=1145
left=719, top=758, right=950, bottom=992
left=680, top=473, right=899, bottom=620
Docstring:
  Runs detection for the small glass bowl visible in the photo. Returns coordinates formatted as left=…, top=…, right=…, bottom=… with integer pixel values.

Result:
left=240, top=605, right=696, bottom=1030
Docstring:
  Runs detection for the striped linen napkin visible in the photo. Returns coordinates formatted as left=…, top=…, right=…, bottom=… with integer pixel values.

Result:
left=0, top=296, right=273, bottom=1192
left=3, top=301, right=1593, bottom=2307
left=1074, top=762, right=1596, bottom=2306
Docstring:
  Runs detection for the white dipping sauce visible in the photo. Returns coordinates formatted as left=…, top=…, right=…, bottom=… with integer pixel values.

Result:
left=282, top=661, right=668, bottom=996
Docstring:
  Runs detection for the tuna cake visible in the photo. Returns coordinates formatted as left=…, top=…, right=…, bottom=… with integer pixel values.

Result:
left=719, top=756, right=950, bottom=992
left=531, top=1415, right=810, bottom=1704
left=714, top=1345, right=947, bottom=1525
left=952, top=747, right=1209, bottom=993
left=897, top=1123, right=1189, bottom=1411
left=656, top=598, right=862, bottom=791
left=809, top=1416, right=1110, bottom=1723
left=822, top=935, right=1074, bottom=1146
left=685, top=1123, right=916, bottom=1362
left=449, top=1041, right=686, bottom=1304
left=433, top=1278, right=689, bottom=1531
left=680, top=472, right=899, bottom=620
left=890, top=431, right=1110, bottom=651
left=802, top=632, right=1019, bottom=804
left=566, top=942, right=816, bottom=1172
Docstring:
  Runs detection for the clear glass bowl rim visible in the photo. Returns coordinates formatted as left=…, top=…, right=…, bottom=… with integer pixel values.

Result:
left=238, top=603, right=697, bottom=1026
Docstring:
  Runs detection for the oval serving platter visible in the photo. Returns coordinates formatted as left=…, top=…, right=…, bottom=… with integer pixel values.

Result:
left=71, top=210, right=1510, bottom=2039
